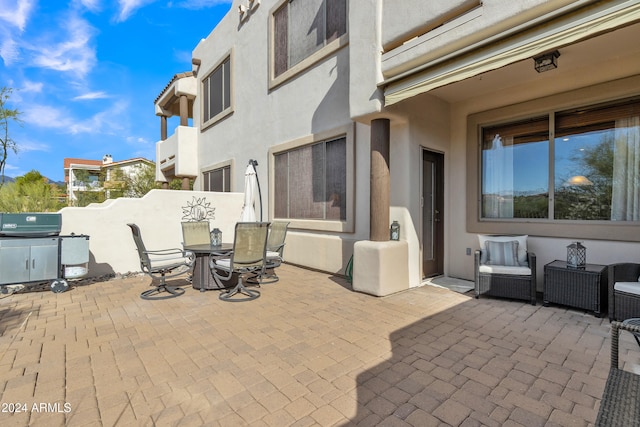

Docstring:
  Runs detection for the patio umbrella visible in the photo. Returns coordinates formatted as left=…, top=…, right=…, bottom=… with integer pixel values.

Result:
left=240, top=163, right=258, bottom=222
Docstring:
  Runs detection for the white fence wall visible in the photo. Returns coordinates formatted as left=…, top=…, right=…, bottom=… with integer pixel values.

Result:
left=60, top=190, right=245, bottom=276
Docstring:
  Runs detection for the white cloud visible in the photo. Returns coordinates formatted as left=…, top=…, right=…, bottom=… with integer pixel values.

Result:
left=30, top=15, right=97, bottom=78
left=0, top=38, right=19, bottom=65
left=172, top=0, right=232, bottom=9
left=21, top=80, right=43, bottom=93
left=16, top=139, right=50, bottom=153
left=76, top=0, right=102, bottom=12
left=72, top=91, right=110, bottom=101
left=116, top=0, right=157, bottom=22
left=0, top=0, right=35, bottom=31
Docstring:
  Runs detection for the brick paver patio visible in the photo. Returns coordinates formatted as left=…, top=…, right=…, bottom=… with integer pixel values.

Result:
left=0, top=264, right=636, bottom=426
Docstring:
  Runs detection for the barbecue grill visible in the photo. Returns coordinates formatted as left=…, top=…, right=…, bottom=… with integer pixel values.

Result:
left=0, top=213, right=89, bottom=293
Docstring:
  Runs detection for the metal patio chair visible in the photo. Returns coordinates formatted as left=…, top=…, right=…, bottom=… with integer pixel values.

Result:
left=248, top=221, right=289, bottom=285
left=127, top=223, right=195, bottom=300
left=209, top=222, right=270, bottom=302
left=181, top=221, right=211, bottom=246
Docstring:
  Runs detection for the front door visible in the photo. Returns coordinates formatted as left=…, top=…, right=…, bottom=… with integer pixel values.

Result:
left=422, top=149, right=444, bottom=277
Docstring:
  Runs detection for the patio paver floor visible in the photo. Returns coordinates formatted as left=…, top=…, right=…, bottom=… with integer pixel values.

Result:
left=0, top=264, right=637, bottom=426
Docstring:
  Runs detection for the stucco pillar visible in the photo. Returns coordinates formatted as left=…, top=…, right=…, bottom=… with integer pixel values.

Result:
left=370, top=118, right=390, bottom=241
left=182, top=177, right=190, bottom=190
left=160, top=116, right=167, bottom=140
left=162, top=182, right=169, bottom=190
left=179, top=95, right=188, bottom=127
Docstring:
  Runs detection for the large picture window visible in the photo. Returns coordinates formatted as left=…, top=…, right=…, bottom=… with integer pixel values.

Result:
left=273, top=0, right=347, bottom=78
left=274, top=137, right=347, bottom=221
left=202, top=56, right=231, bottom=124
left=481, top=98, right=640, bottom=222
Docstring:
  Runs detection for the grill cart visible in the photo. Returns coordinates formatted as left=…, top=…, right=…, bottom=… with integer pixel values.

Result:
left=0, top=213, right=89, bottom=293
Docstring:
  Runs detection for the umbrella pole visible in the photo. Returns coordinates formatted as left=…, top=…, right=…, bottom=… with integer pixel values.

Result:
left=249, top=159, right=263, bottom=221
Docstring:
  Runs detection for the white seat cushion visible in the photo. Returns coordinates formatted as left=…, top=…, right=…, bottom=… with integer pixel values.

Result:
left=214, top=258, right=232, bottom=269
left=614, top=282, right=640, bottom=296
left=479, top=264, right=532, bottom=275
left=266, top=251, right=281, bottom=259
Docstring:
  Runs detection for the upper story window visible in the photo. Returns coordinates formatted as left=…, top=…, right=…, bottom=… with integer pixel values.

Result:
left=202, top=55, right=231, bottom=126
left=272, top=0, right=348, bottom=85
left=481, top=97, right=640, bottom=222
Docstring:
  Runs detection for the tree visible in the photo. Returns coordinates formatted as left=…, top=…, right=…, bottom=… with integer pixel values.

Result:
left=0, top=87, right=21, bottom=187
left=0, top=169, right=64, bottom=212
left=123, top=163, right=161, bottom=197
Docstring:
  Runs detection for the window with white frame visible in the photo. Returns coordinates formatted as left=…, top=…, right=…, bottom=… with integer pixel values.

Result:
left=202, top=56, right=231, bottom=124
left=481, top=97, right=640, bottom=221
left=273, top=0, right=347, bottom=78
left=274, top=136, right=347, bottom=220
left=203, top=166, right=231, bottom=192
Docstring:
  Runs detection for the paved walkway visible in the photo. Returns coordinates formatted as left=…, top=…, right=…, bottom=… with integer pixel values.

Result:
left=0, top=264, right=635, bottom=426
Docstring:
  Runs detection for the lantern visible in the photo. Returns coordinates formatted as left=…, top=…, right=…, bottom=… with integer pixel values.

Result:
left=210, top=228, right=222, bottom=247
left=566, top=241, right=586, bottom=268
left=390, top=220, right=400, bottom=241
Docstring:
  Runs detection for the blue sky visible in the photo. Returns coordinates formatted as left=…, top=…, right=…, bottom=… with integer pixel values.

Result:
left=0, top=0, right=232, bottom=182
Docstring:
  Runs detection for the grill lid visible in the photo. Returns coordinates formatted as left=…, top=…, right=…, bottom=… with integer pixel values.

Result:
left=0, top=213, right=62, bottom=237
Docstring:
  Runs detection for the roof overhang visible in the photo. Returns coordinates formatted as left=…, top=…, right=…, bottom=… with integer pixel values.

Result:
left=383, top=0, right=640, bottom=106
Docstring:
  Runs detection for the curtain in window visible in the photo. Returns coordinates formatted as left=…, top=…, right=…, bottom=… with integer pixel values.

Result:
left=611, top=116, right=640, bottom=220
left=482, top=134, right=514, bottom=218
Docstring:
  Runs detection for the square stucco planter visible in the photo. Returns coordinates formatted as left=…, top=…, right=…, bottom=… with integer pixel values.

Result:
left=353, top=240, right=409, bottom=296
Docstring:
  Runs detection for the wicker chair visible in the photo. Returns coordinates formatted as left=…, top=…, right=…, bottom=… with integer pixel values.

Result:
left=608, top=263, right=640, bottom=321
left=474, top=235, right=537, bottom=305
left=595, top=320, right=640, bottom=426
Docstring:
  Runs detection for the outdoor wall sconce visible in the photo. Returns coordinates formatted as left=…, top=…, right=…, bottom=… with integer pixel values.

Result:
left=533, top=50, right=560, bottom=73
left=567, top=241, right=586, bottom=269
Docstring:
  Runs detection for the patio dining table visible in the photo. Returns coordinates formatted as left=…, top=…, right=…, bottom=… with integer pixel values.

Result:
left=183, top=243, right=234, bottom=291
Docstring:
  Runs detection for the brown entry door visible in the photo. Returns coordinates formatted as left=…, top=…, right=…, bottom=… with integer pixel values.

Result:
left=422, top=150, right=444, bottom=278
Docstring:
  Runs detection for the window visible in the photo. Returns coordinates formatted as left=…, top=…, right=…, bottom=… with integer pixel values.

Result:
left=481, top=97, right=640, bottom=222
left=274, top=136, right=346, bottom=220
left=203, top=166, right=231, bottom=192
left=202, top=56, right=231, bottom=124
left=273, top=0, right=347, bottom=78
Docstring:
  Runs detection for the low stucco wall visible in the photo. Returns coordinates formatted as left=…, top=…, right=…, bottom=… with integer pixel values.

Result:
left=59, top=190, right=245, bottom=276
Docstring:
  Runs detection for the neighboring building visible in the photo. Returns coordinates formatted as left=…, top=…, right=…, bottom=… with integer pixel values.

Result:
left=154, top=0, right=640, bottom=293
left=64, top=155, right=154, bottom=205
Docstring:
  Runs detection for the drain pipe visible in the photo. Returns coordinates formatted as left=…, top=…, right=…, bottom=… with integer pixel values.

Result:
left=249, top=159, right=263, bottom=221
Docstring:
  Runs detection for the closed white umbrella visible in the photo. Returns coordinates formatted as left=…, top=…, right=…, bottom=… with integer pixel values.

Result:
left=240, top=164, right=257, bottom=221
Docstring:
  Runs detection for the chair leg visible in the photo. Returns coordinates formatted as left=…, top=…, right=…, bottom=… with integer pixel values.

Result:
left=140, top=275, right=185, bottom=300
left=219, top=274, right=260, bottom=302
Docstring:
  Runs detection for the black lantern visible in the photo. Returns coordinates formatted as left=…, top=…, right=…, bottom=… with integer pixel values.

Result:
left=390, top=220, right=400, bottom=241
left=210, top=228, right=222, bottom=247
left=567, top=241, right=586, bottom=268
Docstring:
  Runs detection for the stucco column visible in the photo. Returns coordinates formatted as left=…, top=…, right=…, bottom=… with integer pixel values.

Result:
left=182, top=177, right=190, bottom=190
left=180, top=95, right=188, bottom=126
left=370, top=118, right=390, bottom=241
left=160, top=116, right=167, bottom=140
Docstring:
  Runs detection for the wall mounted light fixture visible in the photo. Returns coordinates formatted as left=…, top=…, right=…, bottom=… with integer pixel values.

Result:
left=533, top=50, right=560, bottom=73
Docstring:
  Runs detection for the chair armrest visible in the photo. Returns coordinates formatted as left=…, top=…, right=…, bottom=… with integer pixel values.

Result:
left=145, top=248, right=188, bottom=257
left=611, top=320, right=640, bottom=370
left=608, top=263, right=640, bottom=319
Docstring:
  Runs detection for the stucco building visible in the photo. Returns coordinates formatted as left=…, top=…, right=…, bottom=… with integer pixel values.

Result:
left=154, top=0, right=640, bottom=294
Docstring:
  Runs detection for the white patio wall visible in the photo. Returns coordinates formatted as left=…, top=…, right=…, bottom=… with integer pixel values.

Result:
left=59, top=190, right=244, bottom=277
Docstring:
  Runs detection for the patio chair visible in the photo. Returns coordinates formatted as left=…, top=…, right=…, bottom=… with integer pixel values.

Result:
left=608, top=263, right=640, bottom=321
left=474, top=234, right=537, bottom=305
left=181, top=221, right=211, bottom=246
left=209, top=222, right=270, bottom=302
left=127, top=223, right=195, bottom=300
left=595, top=320, right=640, bottom=426
left=248, top=221, right=290, bottom=284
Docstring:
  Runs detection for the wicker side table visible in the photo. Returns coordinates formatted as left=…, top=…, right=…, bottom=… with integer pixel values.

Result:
left=543, top=260, right=608, bottom=317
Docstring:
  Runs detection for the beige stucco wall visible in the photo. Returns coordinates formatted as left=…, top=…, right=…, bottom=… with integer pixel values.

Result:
left=60, top=190, right=244, bottom=277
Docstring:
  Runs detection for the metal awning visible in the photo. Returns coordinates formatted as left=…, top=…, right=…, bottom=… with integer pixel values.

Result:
left=384, top=0, right=640, bottom=106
